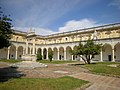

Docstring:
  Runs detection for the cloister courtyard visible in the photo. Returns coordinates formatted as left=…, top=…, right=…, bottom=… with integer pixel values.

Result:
left=0, top=60, right=120, bottom=90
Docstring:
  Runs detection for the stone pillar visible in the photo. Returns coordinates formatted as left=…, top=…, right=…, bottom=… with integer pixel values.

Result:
left=41, top=49, right=43, bottom=59
left=36, top=50, right=37, bottom=54
left=112, top=48, right=115, bottom=62
left=100, top=48, right=103, bottom=62
left=15, top=47, right=18, bottom=60
left=23, top=48, right=25, bottom=55
left=26, top=39, right=28, bottom=54
left=72, top=55, right=74, bottom=61
left=46, top=50, right=48, bottom=60
left=7, top=47, right=10, bottom=60
left=32, top=38, right=35, bottom=55
left=58, top=50, right=59, bottom=60
left=64, top=50, right=66, bottom=60
left=80, top=55, right=82, bottom=61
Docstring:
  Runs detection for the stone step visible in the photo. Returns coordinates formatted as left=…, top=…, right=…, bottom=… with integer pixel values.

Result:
left=10, top=61, right=48, bottom=68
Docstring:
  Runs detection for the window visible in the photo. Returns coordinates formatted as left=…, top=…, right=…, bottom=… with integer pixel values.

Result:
left=19, top=55, right=21, bottom=57
left=11, top=55, right=13, bottom=57
left=66, top=38, right=67, bottom=41
left=16, top=37, right=19, bottom=41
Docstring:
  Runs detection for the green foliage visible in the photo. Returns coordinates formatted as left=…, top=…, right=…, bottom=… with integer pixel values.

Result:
left=0, top=76, right=88, bottom=90
left=48, top=50, right=53, bottom=62
left=0, top=8, right=13, bottom=49
left=71, top=39, right=102, bottom=64
left=37, top=53, right=42, bottom=60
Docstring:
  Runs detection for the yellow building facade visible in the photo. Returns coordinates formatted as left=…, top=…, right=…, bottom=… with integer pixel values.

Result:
left=0, top=23, right=120, bottom=62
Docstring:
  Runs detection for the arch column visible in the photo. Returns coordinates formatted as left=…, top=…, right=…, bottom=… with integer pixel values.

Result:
left=80, top=55, right=83, bottom=61
left=112, top=47, right=115, bottom=62
left=71, top=47, right=74, bottom=60
left=100, top=48, right=103, bottom=62
left=64, top=50, right=66, bottom=60
left=72, top=55, right=74, bottom=60
left=32, top=38, right=35, bottom=55
left=46, top=49, right=48, bottom=60
left=57, top=50, right=59, bottom=60
left=41, top=49, right=43, bottom=59
left=7, top=47, right=10, bottom=60
left=36, top=48, right=38, bottom=54
left=15, top=47, right=18, bottom=60
left=26, top=39, right=28, bottom=54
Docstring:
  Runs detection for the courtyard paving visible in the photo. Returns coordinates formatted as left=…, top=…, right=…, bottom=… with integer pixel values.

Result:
left=0, top=62, right=120, bottom=90
left=70, top=72, right=120, bottom=90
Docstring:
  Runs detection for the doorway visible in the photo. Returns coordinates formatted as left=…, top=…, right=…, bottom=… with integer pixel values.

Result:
left=108, top=55, right=111, bottom=61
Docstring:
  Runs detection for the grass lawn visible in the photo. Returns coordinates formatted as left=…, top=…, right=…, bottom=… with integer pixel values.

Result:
left=38, top=60, right=78, bottom=64
left=0, top=60, right=22, bottom=63
left=80, top=62, right=120, bottom=77
left=0, top=76, right=88, bottom=90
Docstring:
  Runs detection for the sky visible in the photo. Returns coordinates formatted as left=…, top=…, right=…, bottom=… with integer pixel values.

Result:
left=0, top=0, right=120, bottom=35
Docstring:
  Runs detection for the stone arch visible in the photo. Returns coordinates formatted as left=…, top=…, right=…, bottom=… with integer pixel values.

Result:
left=114, top=43, right=120, bottom=61
left=59, top=47, right=64, bottom=60
left=66, top=46, right=72, bottom=60
left=10, top=45, right=16, bottom=59
left=102, top=44, right=112, bottom=61
left=43, top=48, right=47, bottom=59
left=37, top=48, right=42, bottom=54
left=18, top=46, right=23, bottom=59
left=48, top=48, right=52, bottom=52
left=53, top=47, right=58, bottom=60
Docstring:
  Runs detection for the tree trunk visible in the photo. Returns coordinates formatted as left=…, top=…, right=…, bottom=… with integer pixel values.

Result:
left=87, top=59, right=91, bottom=64
left=79, top=55, right=87, bottom=64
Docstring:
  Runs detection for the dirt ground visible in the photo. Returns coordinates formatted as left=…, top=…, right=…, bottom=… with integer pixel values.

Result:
left=0, top=62, right=88, bottom=79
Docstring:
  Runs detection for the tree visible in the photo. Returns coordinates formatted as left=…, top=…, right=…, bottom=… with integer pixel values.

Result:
left=0, top=8, right=13, bottom=49
left=71, top=39, right=102, bottom=64
left=48, top=50, right=53, bottom=62
left=37, top=52, right=42, bottom=60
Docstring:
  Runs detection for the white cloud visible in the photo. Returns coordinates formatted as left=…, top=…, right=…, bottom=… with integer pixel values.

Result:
left=109, top=0, right=120, bottom=9
left=58, top=18, right=99, bottom=32
left=12, top=27, right=56, bottom=36
left=12, top=18, right=100, bottom=35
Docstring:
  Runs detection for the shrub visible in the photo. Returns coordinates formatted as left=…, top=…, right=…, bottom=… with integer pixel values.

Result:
left=37, top=53, right=42, bottom=60
left=48, top=50, right=53, bottom=62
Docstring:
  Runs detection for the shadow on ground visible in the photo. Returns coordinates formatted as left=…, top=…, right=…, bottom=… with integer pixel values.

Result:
left=0, top=66, right=25, bottom=82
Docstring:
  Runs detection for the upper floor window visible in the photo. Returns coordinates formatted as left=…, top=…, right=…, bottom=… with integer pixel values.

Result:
left=66, top=38, right=67, bottom=41
left=16, top=37, right=19, bottom=41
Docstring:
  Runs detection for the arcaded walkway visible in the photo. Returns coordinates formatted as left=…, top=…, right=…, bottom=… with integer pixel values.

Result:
left=70, top=72, right=120, bottom=90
